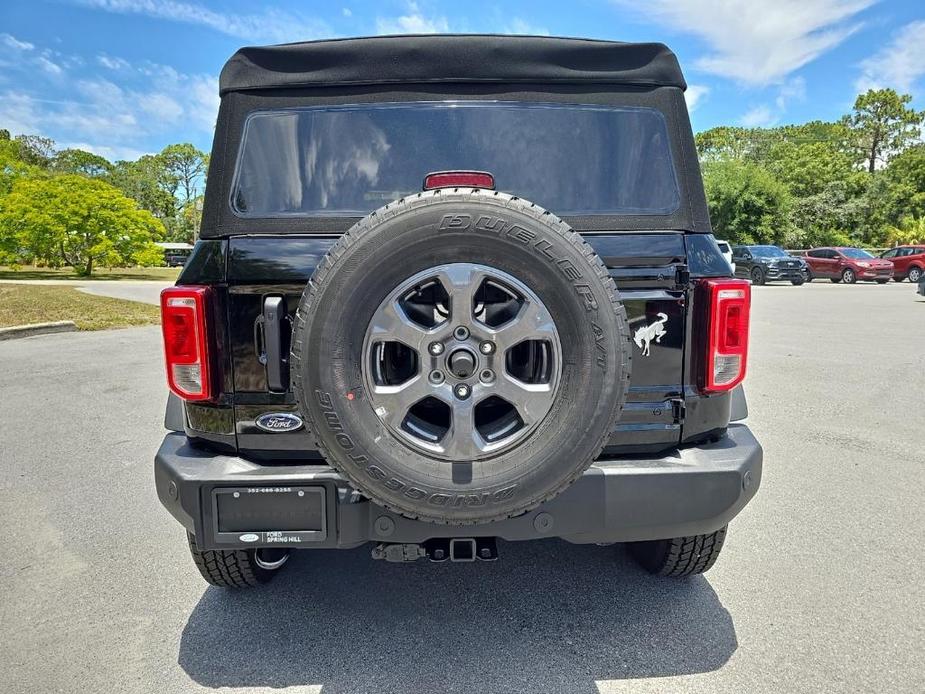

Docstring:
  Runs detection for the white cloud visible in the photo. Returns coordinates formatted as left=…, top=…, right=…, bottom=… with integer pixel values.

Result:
left=504, top=19, right=551, bottom=36
left=0, top=91, right=43, bottom=136
left=0, top=41, right=218, bottom=161
left=376, top=14, right=449, bottom=34
left=740, top=104, right=777, bottom=127
left=97, top=54, right=131, bottom=70
left=738, top=77, right=805, bottom=127
left=612, top=0, right=875, bottom=86
left=74, top=0, right=332, bottom=44
left=376, top=1, right=449, bottom=34
left=342, top=8, right=352, bottom=18
left=855, top=20, right=925, bottom=94
left=37, top=55, right=64, bottom=76
left=685, top=84, right=710, bottom=112
left=1, top=33, right=35, bottom=51
left=776, top=76, right=806, bottom=110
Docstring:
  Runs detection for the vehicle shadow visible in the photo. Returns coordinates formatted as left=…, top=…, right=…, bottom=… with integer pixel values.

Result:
left=178, top=540, right=736, bottom=693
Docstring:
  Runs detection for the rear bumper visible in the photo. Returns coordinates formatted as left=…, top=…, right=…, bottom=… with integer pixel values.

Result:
left=154, top=424, right=762, bottom=549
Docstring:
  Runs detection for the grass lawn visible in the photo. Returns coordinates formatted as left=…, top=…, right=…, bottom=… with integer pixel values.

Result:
left=0, top=265, right=181, bottom=281
left=0, top=284, right=161, bottom=331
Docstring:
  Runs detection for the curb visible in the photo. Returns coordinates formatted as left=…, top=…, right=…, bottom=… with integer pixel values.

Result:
left=0, top=321, right=78, bottom=341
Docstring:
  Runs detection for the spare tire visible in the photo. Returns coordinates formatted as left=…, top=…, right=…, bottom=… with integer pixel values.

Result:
left=291, top=189, right=630, bottom=524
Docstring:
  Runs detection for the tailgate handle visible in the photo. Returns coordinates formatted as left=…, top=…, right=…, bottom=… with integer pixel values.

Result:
left=262, top=296, right=290, bottom=393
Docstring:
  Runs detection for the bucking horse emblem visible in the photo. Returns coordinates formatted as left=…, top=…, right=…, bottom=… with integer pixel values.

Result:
left=633, top=313, right=668, bottom=357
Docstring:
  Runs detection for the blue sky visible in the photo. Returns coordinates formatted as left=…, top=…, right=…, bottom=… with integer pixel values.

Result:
left=1, top=0, right=923, bottom=161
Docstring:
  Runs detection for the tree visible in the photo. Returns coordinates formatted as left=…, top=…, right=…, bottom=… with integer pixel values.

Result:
left=696, top=126, right=778, bottom=162
left=14, top=134, right=56, bottom=168
left=842, top=89, right=924, bottom=173
left=885, top=216, right=925, bottom=245
left=0, top=137, right=41, bottom=197
left=0, top=174, right=164, bottom=275
left=883, top=143, right=925, bottom=222
left=107, top=155, right=177, bottom=222
left=790, top=178, right=867, bottom=248
left=701, top=160, right=793, bottom=245
left=52, top=148, right=113, bottom=177
left=160, top=143, right=208, bottom=208
left=765, top=139, right=854, bottom=199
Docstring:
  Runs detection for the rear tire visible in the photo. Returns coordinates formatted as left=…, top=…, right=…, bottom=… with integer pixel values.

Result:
left=629, top=526, right=728, bottom=577
left=830, top=277, right=841, bottom=284
left=876, top=279, right=889, bottom=284
left=187, top=533, right=290, bottom=588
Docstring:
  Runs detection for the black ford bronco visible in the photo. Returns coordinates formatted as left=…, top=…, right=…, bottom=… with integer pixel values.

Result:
left=154, top=35, right=762, bottom=587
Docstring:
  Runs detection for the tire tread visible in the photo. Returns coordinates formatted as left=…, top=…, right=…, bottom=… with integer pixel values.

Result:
left=187, top=533, right=265, bottom=588
left=630, top=526, right=728, bottom=577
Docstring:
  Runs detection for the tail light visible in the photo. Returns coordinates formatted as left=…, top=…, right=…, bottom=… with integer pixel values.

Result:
left=423, top=170, right=495, bottom=190
left=701, top=278, right=750, bottom=393
left=160, top=286, right=213, bottom=401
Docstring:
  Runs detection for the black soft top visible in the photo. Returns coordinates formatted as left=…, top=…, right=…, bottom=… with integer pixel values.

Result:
left=219, top=34, right=687, bottom=94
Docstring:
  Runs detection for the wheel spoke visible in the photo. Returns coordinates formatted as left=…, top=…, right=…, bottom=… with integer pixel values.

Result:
left=371, top=376, right=446, bottom=429
left=436, top=265, right=483, bottom=325
left=441, top=397, right=488, bottom=459
left=494, top=375, right=555, bottom=426
left=490, top=301, right=557, bottom=351
left=368, top=299, right=431, bottom=352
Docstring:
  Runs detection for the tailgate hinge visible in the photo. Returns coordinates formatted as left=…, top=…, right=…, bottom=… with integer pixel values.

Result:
left=671, top=398, right=686, bottom=424
left=674, top=264, right=690, bottom=288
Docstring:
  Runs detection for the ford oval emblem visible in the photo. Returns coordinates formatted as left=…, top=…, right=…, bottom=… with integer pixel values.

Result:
left=255, top=412, right=304, bottom=433
left=239, top=533, right=259, bottom=543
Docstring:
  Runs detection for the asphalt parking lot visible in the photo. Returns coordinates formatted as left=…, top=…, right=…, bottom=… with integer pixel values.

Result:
left=1, top=281, right=923, bottom=694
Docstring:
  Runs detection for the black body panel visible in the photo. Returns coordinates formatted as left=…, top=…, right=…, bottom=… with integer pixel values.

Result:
left=172, top=232, right=708, bottom=457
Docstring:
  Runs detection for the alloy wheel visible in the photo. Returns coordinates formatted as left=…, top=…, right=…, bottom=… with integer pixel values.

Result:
left=363, top=263, right=562, bottom=461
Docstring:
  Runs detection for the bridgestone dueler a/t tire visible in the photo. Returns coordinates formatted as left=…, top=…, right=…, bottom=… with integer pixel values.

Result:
left=291, top=189, right=631, bottom=524
left=629, top=526, right=728, bottom=577
left=187, top=534, right=285, bottom=588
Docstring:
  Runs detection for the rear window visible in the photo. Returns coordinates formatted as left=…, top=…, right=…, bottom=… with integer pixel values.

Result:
left=231, top=101, right=680, bottom=218
left=841, top=248, right=874, bottom=259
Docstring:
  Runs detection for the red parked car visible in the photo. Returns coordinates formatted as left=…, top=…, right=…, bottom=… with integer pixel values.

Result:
left=880, top=245, right=925, bottom=283
left=803, top=247, right=894, bottom=284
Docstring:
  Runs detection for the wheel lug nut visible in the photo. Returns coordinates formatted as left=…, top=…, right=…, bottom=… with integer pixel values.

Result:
left=479, top=369, right=495, bottom=384
left=428, top=341, right=445, bottom=356
left=454, top=383, right=471, bottom=400
left=479, top=341, right=495, bottom=354
left=429, top=370, right=445, bottom=384
left=454, top=326, right=470, bottom=340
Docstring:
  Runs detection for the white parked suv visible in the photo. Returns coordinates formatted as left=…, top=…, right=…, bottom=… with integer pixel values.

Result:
left=717, top=240, right=735, bottom=273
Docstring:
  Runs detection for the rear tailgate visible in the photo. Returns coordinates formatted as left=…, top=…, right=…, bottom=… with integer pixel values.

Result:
left=221, top=233, right=687, bottom=458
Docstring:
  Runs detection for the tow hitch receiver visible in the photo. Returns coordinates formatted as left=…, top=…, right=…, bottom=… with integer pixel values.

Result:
left=371, top=538, right=499, bottom=563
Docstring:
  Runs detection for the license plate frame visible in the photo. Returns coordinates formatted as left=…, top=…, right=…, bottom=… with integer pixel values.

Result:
left=211, top=486, right=327, bottom=545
